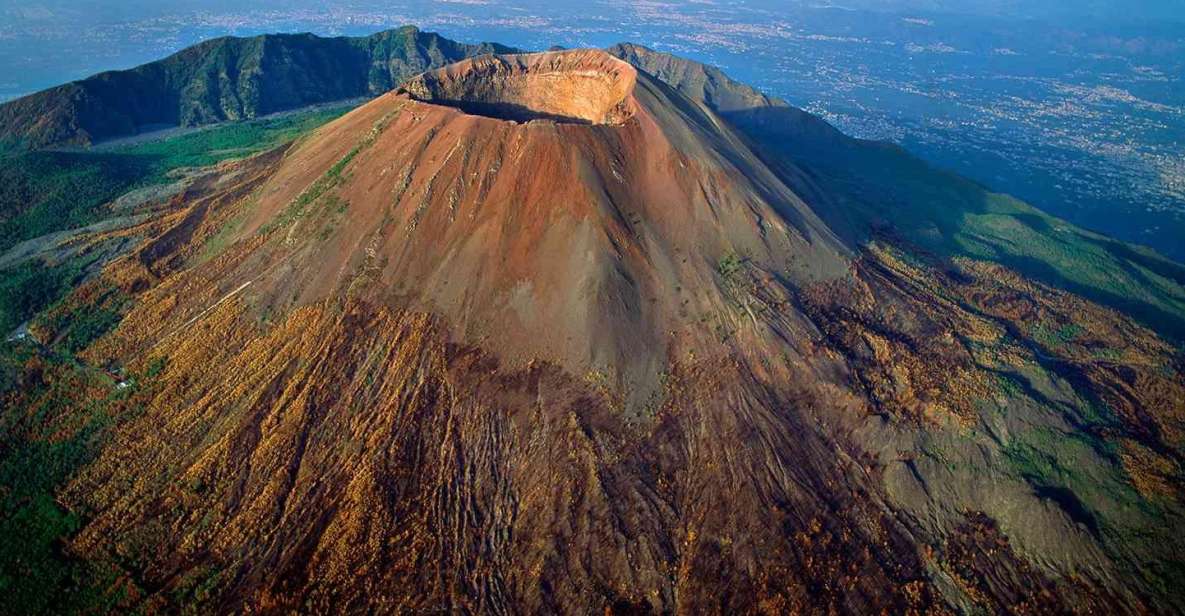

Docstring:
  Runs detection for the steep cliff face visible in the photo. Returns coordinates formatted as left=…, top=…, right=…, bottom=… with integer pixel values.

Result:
left=0, top=26, right=513, bottom=148
left=2, top=46, right=1183, bottom=615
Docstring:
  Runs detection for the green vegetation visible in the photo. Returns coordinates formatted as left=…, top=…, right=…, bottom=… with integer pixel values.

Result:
left=0, top=340, right=156, bottom=615
left=144, top=356, right=167, bottom=379
left=1030, top=322, right=1084, bottom=350
left=195, top=211, right=250, bottom=265
left=717, top=252, right=755, bottom=309
left=0, top=26, right=511, bottom=148
left=993, top=373, right=1023, bottom=400
left=110, top=106, right=346, bottom=173
left=0, top=151, right=149, bottom=252
left=0, top=106, right=347, bottom=254
left=717, top=252, right=744, bottom=280
left=0, top=256, right=130, bottom=350
left=1001, top=425, right=1152, bottom=532
left=0, top=108, right=350, bottom=612
left=263, top=110, right=395, bottom=235
left=34, top=283, right=129, bottom=354
left=738, top=115, right=1185, bottom=341
left=0, top=256, right=97, bottom=336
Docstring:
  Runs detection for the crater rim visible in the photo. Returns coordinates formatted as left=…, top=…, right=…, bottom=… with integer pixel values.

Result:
left=397, top=49, right=638, bottom=126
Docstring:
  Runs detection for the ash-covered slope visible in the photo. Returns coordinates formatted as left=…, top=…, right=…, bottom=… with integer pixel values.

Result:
left=197, top=49, right=850, bottom=410
left=10, top=48, right=1184, bottom=615
left=0, top=26, right=513, bottom=148
left=609, top=43, right=1185, bottom=340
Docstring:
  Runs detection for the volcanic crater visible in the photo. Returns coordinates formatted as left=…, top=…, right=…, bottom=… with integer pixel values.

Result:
left=11, top=39, right=1181, bottom=616
left=397, top=49, right=638, bottom=125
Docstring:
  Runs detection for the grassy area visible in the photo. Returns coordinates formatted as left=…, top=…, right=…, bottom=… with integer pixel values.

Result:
left=0, top=105, right=349, bottom=254
left=108, top=105, right=348, bottom=175
left=0, top=105, right=349, bottom=340
left=740, top=118, right=1185, bottom=341
left=717, top=253, right=744, bottom=279
left=1001, top=423, right=1155, bottom=539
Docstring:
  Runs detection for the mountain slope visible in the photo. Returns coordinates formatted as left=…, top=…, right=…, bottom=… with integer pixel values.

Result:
left=609, top=44, right=1185, bottom=341
left=0, top=26, right=513, bottom=148
left=0, top=45, right=1183, bottom=615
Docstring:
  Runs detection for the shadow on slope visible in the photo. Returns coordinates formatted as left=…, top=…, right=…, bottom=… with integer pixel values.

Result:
left=723, top=105, right=1185, bottom=341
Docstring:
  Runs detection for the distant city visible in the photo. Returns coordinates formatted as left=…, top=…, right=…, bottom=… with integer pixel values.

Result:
left=2, top=0, right=1182, bottom=260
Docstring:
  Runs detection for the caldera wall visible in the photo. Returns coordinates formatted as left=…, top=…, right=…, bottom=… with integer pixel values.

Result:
left=398, top=50, right=638, bottom=124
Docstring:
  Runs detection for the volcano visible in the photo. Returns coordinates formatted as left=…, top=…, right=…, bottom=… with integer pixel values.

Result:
left=9, top=47, right=1184, bottom=614
left=144, top=49, right=852, bottom=415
